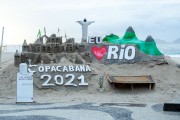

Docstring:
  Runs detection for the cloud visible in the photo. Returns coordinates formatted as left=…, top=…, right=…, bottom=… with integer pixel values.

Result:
left=0, top=0, right=180, bottom=44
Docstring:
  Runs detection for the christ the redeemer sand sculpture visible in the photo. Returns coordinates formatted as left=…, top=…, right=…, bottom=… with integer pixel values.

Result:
left=77, top=18, right=94, bottom=43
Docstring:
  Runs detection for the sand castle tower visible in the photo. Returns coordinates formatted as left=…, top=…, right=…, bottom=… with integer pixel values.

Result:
left=22, top=40, right=29, bottom=52
left=14, top=50, right=21, bottom=66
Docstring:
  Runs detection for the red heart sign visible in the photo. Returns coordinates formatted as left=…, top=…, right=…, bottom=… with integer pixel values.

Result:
left=91, top=46, right=107, bottom=61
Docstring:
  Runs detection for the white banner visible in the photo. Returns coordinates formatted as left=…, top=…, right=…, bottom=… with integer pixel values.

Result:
left=16, top=63, right=33, bottom=103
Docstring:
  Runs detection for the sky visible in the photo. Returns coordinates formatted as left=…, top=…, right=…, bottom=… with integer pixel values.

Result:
left=0, top=0, right=180, bottom=45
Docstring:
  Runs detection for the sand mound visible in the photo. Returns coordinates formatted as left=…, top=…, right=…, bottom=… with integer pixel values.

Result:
left=0, top=57, right=180, bottom=103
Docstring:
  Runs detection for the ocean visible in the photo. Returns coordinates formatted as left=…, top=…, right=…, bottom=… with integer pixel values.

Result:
left=3, top=44, right=180, bottom=56
left=156, top=44, right=180, bottom=56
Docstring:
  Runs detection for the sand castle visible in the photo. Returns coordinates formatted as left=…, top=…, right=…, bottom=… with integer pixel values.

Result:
left=14, top=34, right=93, bottom=66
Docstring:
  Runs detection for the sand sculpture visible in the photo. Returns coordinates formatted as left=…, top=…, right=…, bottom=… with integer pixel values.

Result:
left=14, top=20, right=165, bottom=67
left=77, top=18, right=95, bottom=43
left=1, top=21, right=179, bottom=106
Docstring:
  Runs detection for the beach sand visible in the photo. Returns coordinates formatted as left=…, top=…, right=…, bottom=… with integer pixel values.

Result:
left=0, top=52, right=180, bottom=104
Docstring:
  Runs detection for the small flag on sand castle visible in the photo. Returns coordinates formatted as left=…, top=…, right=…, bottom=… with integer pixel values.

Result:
left=37, top=29, right=41, bottom=38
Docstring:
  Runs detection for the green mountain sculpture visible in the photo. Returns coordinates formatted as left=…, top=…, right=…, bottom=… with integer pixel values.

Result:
left=103, top=34, right=119, bottom=42
left=103, top=26, right=163, bottom=56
